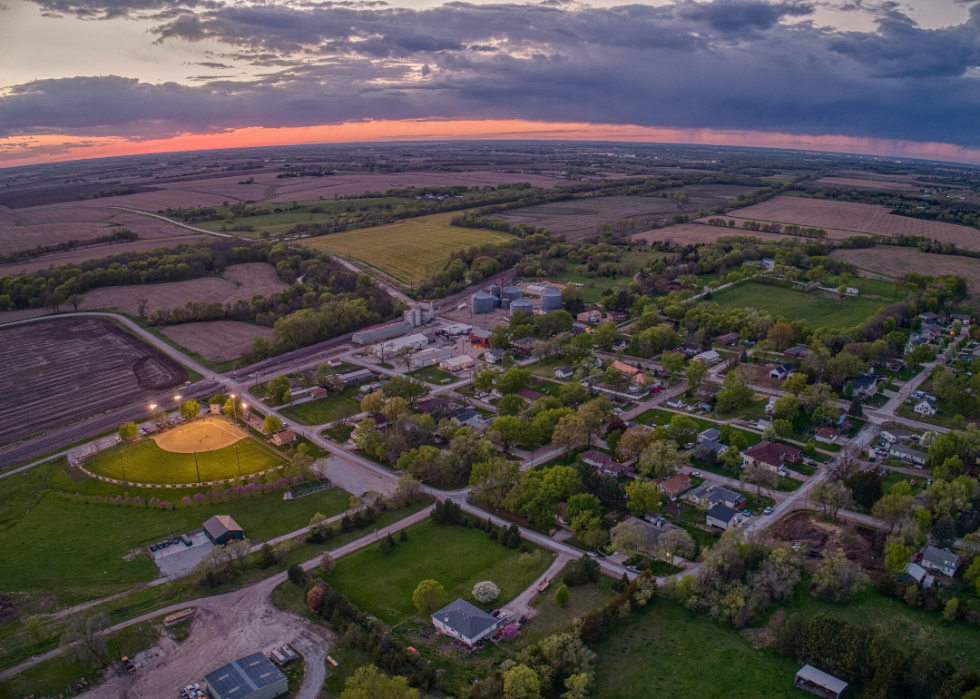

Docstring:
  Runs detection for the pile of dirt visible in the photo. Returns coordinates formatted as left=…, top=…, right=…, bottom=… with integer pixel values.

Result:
left=771, top=512, right=885, bottom=572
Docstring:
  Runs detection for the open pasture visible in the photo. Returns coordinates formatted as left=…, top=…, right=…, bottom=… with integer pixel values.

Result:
left=160, top=320, right=275, bottom=361
left=76, top=188, right=229, bottom=211
left=268, top=170, right=563, bottom=203
left=0, top=317, right=187, bottom=446
left=717, top=195, right=980, bottom=249
left=77, top=262, right=286, bottom=315
left=301, top=212, right=512, bottom=284
left=832, top=245, right=980, bottom=299
left=814, top=176, right=920, bottom=191
left=708, top=281, right=885, bottom=328
left=0, top=206, right=191, bottom=255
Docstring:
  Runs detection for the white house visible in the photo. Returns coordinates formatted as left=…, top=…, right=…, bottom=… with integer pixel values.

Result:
left=440, top=355, right=476, bottom=372
left=693, top=349, right=721, bottom=365
left=913, top=399, right=938, bottom=417
left=706, top=503, right=741, bottom=530
left=769, top=362, right=794, bottom=380
left=922, top=546, right=961, bottom=577
left=431, top=599, right=498, bottom=646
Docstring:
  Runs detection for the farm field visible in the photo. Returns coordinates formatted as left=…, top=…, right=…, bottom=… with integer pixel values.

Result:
left=0, top=206, right=193, bottom=255
left=160, top=320, right=275, bottom=361
left=814, top=176, right=920, bottom=191
left=0, top=235, right=207, bottom=276
left=301, top=212, right=512, bottom=284
left=832, top=245, right=980, bottom=299
left=279, top=387, right=362, bottom=426
left=86, top=426, right=286, bottom=484
left=267, top=170, right=563, bottom=203
left=0, top=317, right=187, bottom=446
left=709, top=281, right=885, bottom=328
left=0, top=459, right=350, bottom=607
left=326, top=518, right=553, bottom=625
left=632, top=223, right=788, bottom=246
left=716, top=196, right=980, bottom=250
left=192, top=197, right=414, bottom=237
left=591, top=599, right=808, bottom=699
left=76, top=262, right=286, bottom=315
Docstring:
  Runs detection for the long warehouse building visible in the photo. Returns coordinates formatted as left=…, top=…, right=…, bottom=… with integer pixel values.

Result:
left=205, top=653, right=288, bottom=699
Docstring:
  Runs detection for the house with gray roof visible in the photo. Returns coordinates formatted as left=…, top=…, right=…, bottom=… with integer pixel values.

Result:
left=922, top=546, right=961, bottom=577
left=706, top=503, right=740, bottom=530
left=432, top=599, right=498, bottom=646
left=795, top=665, right=848, bottom=699
left=205, top=652, right=288, bottom=699
left=888, top=443, right=927, bottom=466
left=685, top=481, right=746, bottom=510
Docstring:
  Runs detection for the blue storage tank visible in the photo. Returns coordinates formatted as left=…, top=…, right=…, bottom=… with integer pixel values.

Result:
left=472, top=291, right=495, bottom=314
left=510, top=298, right=534, bottom=317
left=541, top=288, right=563, bottom=312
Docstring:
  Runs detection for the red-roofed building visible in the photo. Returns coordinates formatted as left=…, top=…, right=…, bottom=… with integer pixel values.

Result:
left=611, top=360, right=647, bottom=384
left=741, top=440, right=802, bottom=472
left=517, top=388, right=545, bottom=402
left=815, top=427, right=840, bottom=444
left=658, top=473, right=692, bottom=499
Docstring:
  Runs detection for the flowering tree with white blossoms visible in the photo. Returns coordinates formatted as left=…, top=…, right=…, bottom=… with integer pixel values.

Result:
left=473, top=580, right=500, bottom=603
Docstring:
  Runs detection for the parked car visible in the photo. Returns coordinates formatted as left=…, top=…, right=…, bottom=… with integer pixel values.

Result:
left=763, top=506, right=774, bottom=515
left=692, top=471, right=702, bottom=478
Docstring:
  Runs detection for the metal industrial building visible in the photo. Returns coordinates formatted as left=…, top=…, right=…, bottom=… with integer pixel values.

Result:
left=540, top=288, right=563, bottom=312
left=352, top=322, right=411, bottom=345
left=203, top=515, right=244, bottom=546
left=472, top=291, right=495, bottom=314
left=510, top=298, right=534, bottom=316
left=205, top=653, right=288, bottom=699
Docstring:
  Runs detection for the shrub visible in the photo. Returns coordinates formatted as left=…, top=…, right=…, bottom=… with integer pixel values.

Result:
left=554, top=584, right=570, bottom=606
left=287, top=564, right=306, bottom=586
left=473, top=581, right=500, bottom=603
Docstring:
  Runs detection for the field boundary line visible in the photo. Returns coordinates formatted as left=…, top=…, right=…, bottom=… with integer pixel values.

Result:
left=103, top=206, right=237, bottom=239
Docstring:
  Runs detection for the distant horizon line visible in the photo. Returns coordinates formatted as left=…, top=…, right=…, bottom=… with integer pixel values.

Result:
left=4, top=119, right=980, bottom=169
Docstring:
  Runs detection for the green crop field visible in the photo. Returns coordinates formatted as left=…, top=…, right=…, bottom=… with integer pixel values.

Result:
left=592, top=600, right=809, bottom=698
left=326, top=518, right=553, bottom=625
left=301, top=212, right=513, bottom=284
left=708, top=282, right=885, bottom=329
left=0, top=460, right=350, bottom=607
left=85, top=436, right=287, bottom=484
left=193, top=197, right=415, bottom=236
left=280, top=387, right=362, bottom=426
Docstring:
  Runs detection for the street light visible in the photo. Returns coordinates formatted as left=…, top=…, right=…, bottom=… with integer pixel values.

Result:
left=230, top=393, right=238, bottom=421
left=194, top=451, right=201, bottom=483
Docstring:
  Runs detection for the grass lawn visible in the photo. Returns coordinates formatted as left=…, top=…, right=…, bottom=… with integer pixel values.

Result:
left=529, top=357, right=574, bottom=378
left=716, top=394, right=770, bottom=422
left=545, top=249, right=663, bottom=303
left=301, top=212, right=513, bottom=284
left=522, top=564, right=618, bottom=644
left=635, top=408, right=716, bottom=431
left=193, top=197, right=415, bottom=236
left=323, top=424, right=355, bottom=443
left=326, top=518, right=553, bottom=625
left=85, top=435, right=287, bottom=484
left=533, top=379, right=564, bottom=397
left=0, top=463, right=350, bottom=607
left=709, top=281, right=885, bottom=329
left=883, top=470, right=924, bottom=496
left=407, top=365, right=458, bottom=385
left=591, top=599, right=809, bottom=699
left=280, top=387, right=362, bottom=426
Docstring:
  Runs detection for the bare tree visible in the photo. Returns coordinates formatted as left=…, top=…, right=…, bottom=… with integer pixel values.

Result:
left=137, top=298, right=149, bottom=317
left=743, top=461, right=778, bottom=497
left=227, top=538, right=252, bottom=569
left=810, top=480, right=853, bottom=521
left=64, top=612, right=110, bottom=667
left=828, top=443, right=861, bottom=481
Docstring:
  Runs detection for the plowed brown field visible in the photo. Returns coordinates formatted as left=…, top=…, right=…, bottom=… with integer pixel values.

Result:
left=0, top=235, right=206, bottom=276
left=160, top=321, right=275, bottom=361
left=77, top=263, right=286, bottom=315
left=631, top=223, right=787, bottom=246
left=814, top=177, right=919, bottom=191
left=832, top=246, right=980, bottom=299
left=718, top=196, right=980, bottom=249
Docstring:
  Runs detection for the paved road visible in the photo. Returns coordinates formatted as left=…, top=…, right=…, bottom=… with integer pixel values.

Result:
left=105, top=207, right=234, bottom=238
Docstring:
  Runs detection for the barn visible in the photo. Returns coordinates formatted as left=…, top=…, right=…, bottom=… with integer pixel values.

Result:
left=203, top=515, right=245, bottom=546
left=205, top=653, right=288, bottom=699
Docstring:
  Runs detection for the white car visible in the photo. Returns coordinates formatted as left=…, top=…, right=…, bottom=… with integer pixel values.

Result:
left=763, top=506, right=774, bottom=515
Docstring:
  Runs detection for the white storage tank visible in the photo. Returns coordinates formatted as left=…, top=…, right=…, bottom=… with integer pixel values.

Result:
left=541, top=288, right=563, bottom=312
left=510, top=298, right=534, bottom=317
left=472, top=291, right=495, bottom=314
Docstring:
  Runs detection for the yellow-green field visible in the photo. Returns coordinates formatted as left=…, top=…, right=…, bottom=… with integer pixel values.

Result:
left=301, top=212, right=513, bottom=283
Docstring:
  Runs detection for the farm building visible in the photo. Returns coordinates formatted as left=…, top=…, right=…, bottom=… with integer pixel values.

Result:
left=432, top=599, right=498, bottom=646
left=706, top=504, right=741, bottom=530
left=472, top=291, right=496, bottom=314
left=352, top=322, right=412, bottom=345
left=442, top=323, right=473, bottom=336
left=205, top=652, right=288, bottom=699
left=541, top=288, right=563, bottom=311
left=440, top=355, right=476, bottom=372
left=794, top=665, right=848, bottom=699
left=510, top=298, right=534, bottom=316
left=410, top=348, right=453, bottom=369
left=337, top=368, right=374, bottom=385
left=203, top=515, right=245, bottom=546
left=469, top=328, right=492, bottom=347
left=372, top=333, right=429, bottom=357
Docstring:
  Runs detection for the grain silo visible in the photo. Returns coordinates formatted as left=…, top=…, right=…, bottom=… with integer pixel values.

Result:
left=489, top=284, right=502, bottom=308
left=501, top=297, right=511, bottom=310
left=540, top=288, right=563, bottom=312
left=510, top=298, right=534, bottom=317
left=472, top=291, right=495, bottom=314
left=504, top=285, right=523, bottom=302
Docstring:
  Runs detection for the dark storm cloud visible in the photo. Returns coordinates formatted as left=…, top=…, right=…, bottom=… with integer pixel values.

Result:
left=5, top=0, right=980, bottom=147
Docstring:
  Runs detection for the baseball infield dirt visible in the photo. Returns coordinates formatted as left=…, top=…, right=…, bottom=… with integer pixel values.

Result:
left=152, top=417, right=247, bottom=453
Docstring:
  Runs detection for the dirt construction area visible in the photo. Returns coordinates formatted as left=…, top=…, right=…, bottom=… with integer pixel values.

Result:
left=161, top=320, right=276, bottom=361
left=79, top=577, right=334, bottom=699
left=76, top=262, right=287, bottom=316
left=0, top=317, right=187, bottom=446
left=770, top=511, right=885, bottom=573
left=153, top=417, right=247, bottom=453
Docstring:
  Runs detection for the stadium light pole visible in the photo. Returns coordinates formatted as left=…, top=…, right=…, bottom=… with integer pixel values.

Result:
left=235, top=445, right=241, bottom=479
left=230, top=394, right=238, bottom=421
left=194, top=451, right=201, bottom=483
left=120, top=450, right=127, bottom=485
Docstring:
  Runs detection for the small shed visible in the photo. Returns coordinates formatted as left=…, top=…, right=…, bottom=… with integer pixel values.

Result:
left=795, top=664, right=848, bottom=699
left=203, top=515, right=245, bottom=546
left=210, top=403, right=223, bottom=415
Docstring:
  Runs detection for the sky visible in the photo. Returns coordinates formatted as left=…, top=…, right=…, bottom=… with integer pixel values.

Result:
left=1, top=0, right=980, bottom=167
